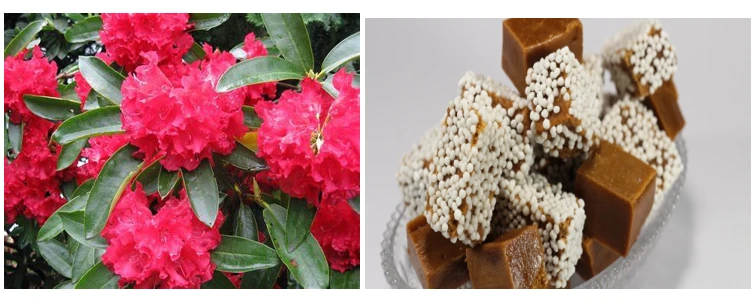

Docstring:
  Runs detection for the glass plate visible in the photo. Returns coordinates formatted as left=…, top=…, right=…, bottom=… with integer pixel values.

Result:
left=381, top=135, right=688, bottom=289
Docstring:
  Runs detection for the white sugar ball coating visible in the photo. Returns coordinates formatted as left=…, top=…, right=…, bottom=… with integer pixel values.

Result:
left=600, top=97, right=684, bottom=220
left=397, top=125, right=441, bottom=218
left=491, top=173, right=586, bottom=288
left=602, top=20, right=678, bottom=97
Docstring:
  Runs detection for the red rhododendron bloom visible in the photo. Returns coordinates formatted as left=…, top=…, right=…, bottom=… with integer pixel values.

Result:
left=76, top=134, right=129, bottom=183
left=255, top=69, right=360, bottom=205
left=310, top=198, right=360, bottom=272
left=74, top=52, right=114, bottom=108
left=4, top=46, right=59, bottom=123
left=99, top=13, right=193, bottom=72
left=120, top=48, right=247, bottom=171
left=101, top=184, right=223, bottom=289
left=240, top=33, right=277, bottom=106
left=4, top=119, right=66, bottom=224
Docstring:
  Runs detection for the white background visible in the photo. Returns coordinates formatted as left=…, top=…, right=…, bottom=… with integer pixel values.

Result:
left=364, top=18, right=751, bottom=288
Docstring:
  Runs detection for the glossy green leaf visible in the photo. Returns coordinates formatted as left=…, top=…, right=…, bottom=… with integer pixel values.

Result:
left=261, top=14, right=313, bottom=71
left=183, top=42, right=206, bottom=64
left=75, top=262, right=118, bottom=289
left=330, top=267, right=360, bottom=289
left=66, top=13, right=86, bottom=22
left=78, top=56, right=125, bottom=104
left=8, top=121, right=23, bottom=155
left=55, top=281, right=74, bottom=289
left=72, top=244, right=103, bottom=283
left=240, top=264, right=282, bottom=289
left=348, top=196, right=360, bottom=214
left=64, top=16, right=102, bottom=43
left=136, top=160, right=161, bottom=195
left=61, top=181, right=77, bottom=201
left=157, top=166, right=180, bottom=199
left=83, top=91, right=102, bottom=111
left=242, top=106, right=263, bottom=129
left=60, top=211, right=108, bottom=248
left=211, top=235, right=280, bottom=273
left=56, top=138, right=87, bottom=171
left=4, top=20, right=46, bottom=58
left=321, top=32, right=360, bottom=75
left=23, top=95, right=81, bottom=121
left=182, top=160, right=219, bottom=227
left=285, top=198, right=316, bottom=252
left=71, top=179, right=95, bottom=198
left=51, top=106, right=123, bottom=145
left=264, top=204, right=328, bottom=289
left=216, top=57, right=305, bottom=92
left=202, top=270, right=236, bottom=289
left=84, top=144, right=143, bottom=239
left=58, top=82, right=80, bottom=101
left=38, top=239, right=72, bottom=278
left=37, top=194, right=88, bottom=242
left=189, top=13, right=231, bottom=31
left=235, top=203, right=258, bottom=241
left=221, top=144, right=267, bottom=172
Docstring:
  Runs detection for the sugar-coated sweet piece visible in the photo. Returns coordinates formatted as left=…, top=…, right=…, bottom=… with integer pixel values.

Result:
left=603, top=20, right=677, bottom=98
left=492, top=173, right=586, bottom=288
left=600, top=97, right=684, bottom=219
left=502, top=18, right=583, bottom=94
left=644, top=79, right=685, bottom=140
left=407, top=215, right=470, bottom=289
left=525, top=46, right=601, bottom=158
left=575, top=236, right=621, bottom=280
left=424, top=86, right=510, bottom=246
left=574, top=141, right=656, bottom=256
left=584, top=54, right=605, bottom=115
left=397, top=125, right=441, bottom=218
left=458, top=72, right=535, bottom=180
left=466, top=225, right=548, bottom=289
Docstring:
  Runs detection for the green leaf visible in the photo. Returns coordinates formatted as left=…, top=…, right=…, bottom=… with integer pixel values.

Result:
left=235, top=203, right=258, bottom=241
left=75, top=262, right=118, bottom=289
left=321, top=32, right=360, bottom=75
left=37, top=194, right=88, bottom=242
left=55, top=281, right=74, bottom=289
left=51, top=106, right=123, bottom=145
left=240, top=264, right=282, bottom=289
left=135, top=160, right=161, bottom=195
left=62, top=180, right=77, bottom=201
left=242, top=106, right=263, bottom=129
left=330, top=267, right=360, bottom=289
left=264, top=204, right=329, bottom=289
left=221, top=144, right=267, bottom=172
left=78, top=56, right=125, bottom=104
left=182, top=160, right=220, bottom=227
left=157, top=167, right=180, bottom=199
left=56, top=138, right=87, bottom=171
left=64, top=16, right=102, bottom=43
left=66, top=13, right=86, bottom=22
left=71, top=179, right=95, bottom=198
left=37, top=239, right=73, bottom=278
left=216, top=57, right=305, bottom=92
left=230, top=37, right=280, bottom=60
left=23, top=95, right=81, bottom=121
left=211, top=235, right=280, bottom=273
left=202, top=271, right=236, bottom=289
left=72, top=243, right=103, bottom=283
left=60, top=211, right=108, bottom=248
left=4, top=20, right=46, bottom=58
left=84, top=144, right=143, bottom=239
left=83, top=91, right=102, bottom=111
left=189, top=13, right=231, bottom=31
left=261, top=14, right=314, bottom=71
left=285, top=198, right=316, bottom=252
left=183, top=42, right=206, bottom=64
left=8, top=121, right=23, bottom=155
left=58, top=82, right=79, bottom=101
left=348, top=196, right=360, bottom=214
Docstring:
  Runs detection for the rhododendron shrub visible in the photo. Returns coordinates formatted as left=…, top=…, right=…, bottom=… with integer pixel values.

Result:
left=4, top=13, right=360, bottom=289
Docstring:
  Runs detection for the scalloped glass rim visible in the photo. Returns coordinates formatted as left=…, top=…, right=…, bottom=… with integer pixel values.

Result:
left=381, top=135, right=687, bottom=289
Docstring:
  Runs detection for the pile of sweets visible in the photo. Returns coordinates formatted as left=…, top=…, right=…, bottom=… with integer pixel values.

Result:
left=397, top=18, right=685, bottom=289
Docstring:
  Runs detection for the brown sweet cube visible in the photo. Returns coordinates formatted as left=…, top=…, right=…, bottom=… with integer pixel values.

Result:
left=575, top=236, right=621, bottom=280
left=466, top=225, right=548, bottom=289
left=502, top=18, right=583, bottom=94
left=644, top=79, right=685, bottom=140
left=407, top=215, right=469, bottom=289
left=574, top=141, right=656, bottom=256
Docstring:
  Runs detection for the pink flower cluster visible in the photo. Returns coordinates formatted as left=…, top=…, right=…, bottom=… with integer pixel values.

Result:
left=311, top=199, right=360, bottom=272
left=4, top=46, right=59, bottom=123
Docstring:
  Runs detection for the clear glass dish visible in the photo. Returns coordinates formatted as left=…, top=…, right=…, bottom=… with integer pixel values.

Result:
left=381, top=135, right=688, bottom=289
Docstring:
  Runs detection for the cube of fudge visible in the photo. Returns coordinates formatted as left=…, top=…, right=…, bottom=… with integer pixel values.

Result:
left=466, top=225, right=548, bottom=289
left=575, top=236, right=621, bottom=280
left=644, top=79, right=685, bottom=140
left=502, top=18, right=583, bottom=94
left=407, top=215, right=469, bottom=289
left=574, top=141, right=656, bottom=256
